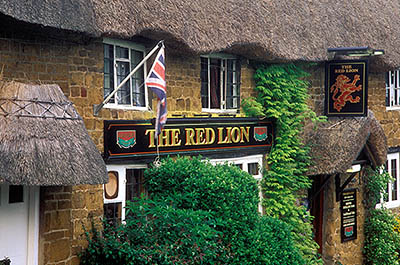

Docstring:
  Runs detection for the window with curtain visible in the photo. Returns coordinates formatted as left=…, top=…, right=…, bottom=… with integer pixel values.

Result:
left=201, top=55, right=241, bottom=111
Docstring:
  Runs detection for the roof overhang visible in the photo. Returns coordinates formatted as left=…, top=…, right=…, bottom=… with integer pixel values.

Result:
left=0, top=81, right=107, bottom=185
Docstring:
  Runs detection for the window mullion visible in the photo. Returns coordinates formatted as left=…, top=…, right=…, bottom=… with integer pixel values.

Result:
left=113, top=45, right=118, bottom=104
left=129, top=49, right=133, bottom=107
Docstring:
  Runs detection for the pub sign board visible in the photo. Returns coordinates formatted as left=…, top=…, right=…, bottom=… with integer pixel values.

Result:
left=341, top=189, right=357, bottom=242
left=325, top=60, right=368, bottom=116
left=104, top=118, right=274, bottom=162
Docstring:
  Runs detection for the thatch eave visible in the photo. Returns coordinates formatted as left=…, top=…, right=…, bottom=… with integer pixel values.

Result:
left=1, top=1, right=400, bottom=71
left=0, top=81, right=108, bottom=186
left=304, top=110, right=387, bottom=176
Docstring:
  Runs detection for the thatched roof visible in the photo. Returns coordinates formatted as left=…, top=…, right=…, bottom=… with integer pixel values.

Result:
left=0, top=81, right=107, bottom=185
left=0, top=1, right=399, bottom=71
left=304, top=110, right=387, bottom=176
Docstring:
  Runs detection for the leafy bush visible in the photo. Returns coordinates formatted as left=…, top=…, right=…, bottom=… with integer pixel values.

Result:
left=81, top=157, right=304, bottom=264
left=243, top=63, right=323, bottom=264
left=80, top=198, right=227, bottom=265
left=145, top=157, right=304, bottom=264
left=364, top=168, right=400, bottom=265
left=364, top=209, right=400, bottom=265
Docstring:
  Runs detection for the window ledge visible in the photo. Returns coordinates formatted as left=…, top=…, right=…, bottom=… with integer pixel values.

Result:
left=386, top=106, right=400, bottom=111
left=104, top=104, right=152, bottom=112
left=201, top=108, right=239, bottom=114
left=376, top=201, right=400, bottom=209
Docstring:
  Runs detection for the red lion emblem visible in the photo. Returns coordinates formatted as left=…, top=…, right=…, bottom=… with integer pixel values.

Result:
left=330, top=74, right=362, bottom=112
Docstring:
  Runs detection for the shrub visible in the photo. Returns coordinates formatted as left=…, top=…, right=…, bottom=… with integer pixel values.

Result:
left=80, top=199, right=228, bottom=265
left=81, top=157, right=304, bottom=264
left=364, top=168, right=400, bottom=265
left=364, top=209, right=400, bottom=265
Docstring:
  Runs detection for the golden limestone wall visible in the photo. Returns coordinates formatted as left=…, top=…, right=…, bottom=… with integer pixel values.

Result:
left=0, top=17, right=257, bottom=264
left=321, top=174, right=366, bottom=265
left=307, top=63, right=392, bottom=264
left=0, top=22, right=105, bottom=264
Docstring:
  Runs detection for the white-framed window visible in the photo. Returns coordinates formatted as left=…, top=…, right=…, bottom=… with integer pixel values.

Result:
left=386, top=70, right=400, bottom=110
left=103, top=164, right=147, bottom=224
left=103, top=38, right=148, bottom=110
left=208, top=155, right=263, bottom=213
left=379, top=152, right=400, bottom=208
left=200, top=54, right=241, bottom=112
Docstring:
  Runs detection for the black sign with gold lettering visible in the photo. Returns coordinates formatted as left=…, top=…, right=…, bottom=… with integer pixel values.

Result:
left=325, top=60, right=368, bottom=116
left=104, top=118, right=274, bottom=162
left=341, top=189, right=357, bottom=242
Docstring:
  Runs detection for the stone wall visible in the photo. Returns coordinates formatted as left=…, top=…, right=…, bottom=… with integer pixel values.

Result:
left=322, top=173, right=366, bottom=265
left=306, top=63, right=389, bottom=264
left=39, top=186, right=103, bottom=265
left=0, top=18, right=106, bottom=264
left=0, top=15, right=258, bottom=264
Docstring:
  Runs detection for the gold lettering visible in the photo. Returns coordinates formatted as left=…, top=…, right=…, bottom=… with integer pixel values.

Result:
left=205, top=128, right=215, bottom=145
left=217, top=127, right=227, bottom=144
left=171, top=129, right=181, bottom=146
left=185, top=128, right=195, bottom=146
left=145, top=129, right=156, bottom=148
left=196, top=128, right=206, bottom=145
left=240, top=126, right=250, bottom=143
left=231, top=127, right=241, bottom=143
left=159, top=129, right=169, bottom=147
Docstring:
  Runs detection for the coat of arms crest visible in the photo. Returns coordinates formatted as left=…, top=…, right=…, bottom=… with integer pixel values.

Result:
left=116, top=130, right=136, bottom=148
left=254, top=127, right=268, bottom=142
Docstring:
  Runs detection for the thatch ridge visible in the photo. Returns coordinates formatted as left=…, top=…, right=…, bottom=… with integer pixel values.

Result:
left=0, top=81, right=107, bottom=185
left=1, top=1, right=400, bottom=70
left=304, top=110, right=387, bottom=176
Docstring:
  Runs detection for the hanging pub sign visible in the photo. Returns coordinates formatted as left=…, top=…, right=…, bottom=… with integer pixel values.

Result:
left=325, top=60, right=368, bottom=116
left=341, top=189, right=357, bottom=242
left=104, top=117, right=274, bottom=162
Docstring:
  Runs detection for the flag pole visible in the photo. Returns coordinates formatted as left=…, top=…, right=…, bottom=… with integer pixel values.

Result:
left=93, top=40, right=164, bottom=116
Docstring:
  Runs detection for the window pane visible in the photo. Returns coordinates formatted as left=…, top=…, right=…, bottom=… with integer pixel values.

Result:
left=131, top=50, right=145, bottom=107
left=392, top=159, right=398, bottom=201
left=9, top=185, right=23, bottom=204
left=235, top=164, right=243, bottom=170
left=226, top=59, right=240, bottom=109
left=116, top=46, right=129, bottom=59
left=201, top=58, right=209, bottom=108
left=248, top=163, right=259, bottom=176
left=104, top=202, right=122, bottom=227
left=116, top=61, right=131, bottom=104
left=104, top=44, right=115, bottom=103
left=385, top=160, right=389, bottom=202
left=126, top=169, right=145, bottom=201
left=210, top=58, right=221, bottom=109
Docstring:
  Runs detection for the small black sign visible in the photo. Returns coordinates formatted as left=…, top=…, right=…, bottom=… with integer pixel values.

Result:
left=341, top=189, right=357, bottom=242
left=104, top=117, right=274, bottom=162
left=325, top=60, right=368, bottom=116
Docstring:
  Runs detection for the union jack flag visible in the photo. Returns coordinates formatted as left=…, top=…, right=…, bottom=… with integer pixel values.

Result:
left=146, top=45, right=167, bottom=137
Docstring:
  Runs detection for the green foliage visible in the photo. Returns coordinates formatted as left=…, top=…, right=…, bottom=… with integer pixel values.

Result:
left=364, top=209, right=400, bottom=265
left=364, top=168, right=400, bottom=265
left=243, top=63, right=322, bottom=264
left=365, top=167, right=392, bottom=207
left=146, top=157, right=304, bottom=264
left=81, top=157, right=304, bottom=264
left=80, top=199, right=227, bottom=265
